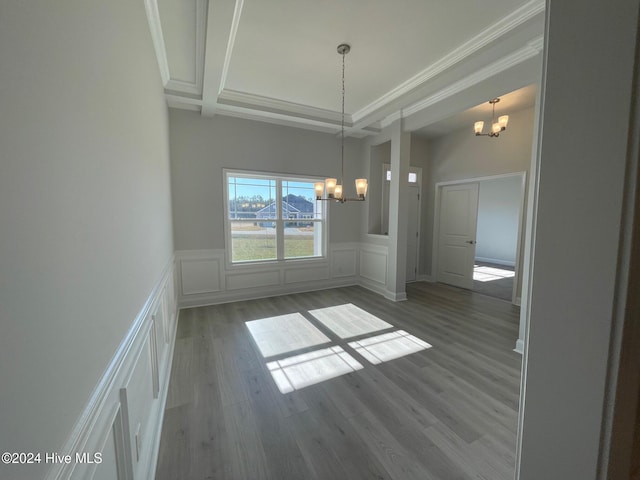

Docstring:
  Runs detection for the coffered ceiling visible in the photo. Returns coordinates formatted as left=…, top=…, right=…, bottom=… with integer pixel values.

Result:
left=144, top=0, right=545, bottom=137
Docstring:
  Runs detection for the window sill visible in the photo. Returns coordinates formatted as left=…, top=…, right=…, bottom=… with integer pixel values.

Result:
left=226, top=256, right=329, bottom=271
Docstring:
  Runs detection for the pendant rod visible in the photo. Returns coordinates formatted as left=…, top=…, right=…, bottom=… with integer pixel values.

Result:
left=340, top=45, right=345, bottom=187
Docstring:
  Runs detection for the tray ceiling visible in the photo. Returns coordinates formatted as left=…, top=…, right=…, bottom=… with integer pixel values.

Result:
left=145, top=0, right=545, bottom=136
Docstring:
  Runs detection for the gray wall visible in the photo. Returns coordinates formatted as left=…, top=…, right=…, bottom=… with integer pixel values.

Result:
left=0, top=1, right=174, bottom=477
left=476, top=176, right=523, bottom=266
left=517, top=0, right=639, bottom=478
left=169, top=110, right=364, bottom=250
left=422, top=105, right=535, bottom=284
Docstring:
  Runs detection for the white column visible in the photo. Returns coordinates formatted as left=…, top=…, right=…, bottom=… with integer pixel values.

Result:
left=386, top=119, right=411, bottom=300
left=516, top=0, right=640, bottom=478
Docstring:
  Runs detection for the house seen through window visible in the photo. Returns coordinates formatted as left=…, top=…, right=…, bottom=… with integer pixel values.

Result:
left=226, top=171, right=325, bottom=263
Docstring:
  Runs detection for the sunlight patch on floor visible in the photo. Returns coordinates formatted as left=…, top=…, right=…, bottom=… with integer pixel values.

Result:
left=309, top=303, right=393, bottom=339
left=348, top=330, right=432, bottom=365
left=266, top=346, right=363, bottom=393
left=473, top=265, right=516, bottom=283
left=245, top=312, right=330, bottom=358
left=248, top=307, right=433, bottom=394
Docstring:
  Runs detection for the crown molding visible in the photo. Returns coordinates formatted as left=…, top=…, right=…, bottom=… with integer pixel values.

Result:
left=153, top=0, right=544, bottom=135
left=528, top=35, right=544, bottom=52
left=194, top=0, right=207, bottom=94
left=380, top=111, right=402, bottom=129
left=145, top=0, right=207, bottom=96
left=201, top=0, right=239, bottom=116
left=352, top=0, right=545, bottom=123
left=215, top=103, right=341, bottom=133
left=165, top=79, right=201, bottom=97
left=219, top=0, right=245, bottom=95
left=218, top=89, right=345, bottom=123
left=213, top=101, right=379, bottom=137
left=166, top=94, right=203, bottom=107
left=402, top=35, right=544, bottom=118
left=143, top=0, right=170, bottom=86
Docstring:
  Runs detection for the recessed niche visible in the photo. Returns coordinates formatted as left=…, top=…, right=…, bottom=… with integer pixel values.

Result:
left=368, top=141, right=391, bottom=235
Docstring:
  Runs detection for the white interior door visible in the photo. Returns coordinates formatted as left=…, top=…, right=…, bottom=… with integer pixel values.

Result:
left=406, top=187, right=420, bottom=282
left=437, top=183, right=479, bottom=289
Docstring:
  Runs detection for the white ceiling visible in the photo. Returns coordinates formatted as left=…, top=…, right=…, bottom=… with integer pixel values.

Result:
left=145, top=0, right=545, bottom=137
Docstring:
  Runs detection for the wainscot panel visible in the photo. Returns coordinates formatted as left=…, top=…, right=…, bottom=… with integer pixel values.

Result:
left=180, top=256, right=222, bottom=295
left=226, top=269, right=281, bottom=290
left=359, top=245, right=388, bottom=285
left=175, top=247, right=360, bottom=308
left=284, top=265, right=330, bottom=284
left=331, top=244, right=358, bottom=278
left=45, top=257, right=178, bottom=480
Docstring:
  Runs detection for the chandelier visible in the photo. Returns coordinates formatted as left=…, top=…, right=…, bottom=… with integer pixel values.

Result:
left=474, top=98, right=509, bottom=137
left=314, top=44, right=368, bottom=203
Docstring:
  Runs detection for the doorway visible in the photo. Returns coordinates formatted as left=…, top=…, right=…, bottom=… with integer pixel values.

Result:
left=433, top=172, right=526, bottom=304
left=382, top=164, right=423, bottom=282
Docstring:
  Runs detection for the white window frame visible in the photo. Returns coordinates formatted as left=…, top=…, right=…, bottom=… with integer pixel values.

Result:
left=223, top=169, right=328, bottom=266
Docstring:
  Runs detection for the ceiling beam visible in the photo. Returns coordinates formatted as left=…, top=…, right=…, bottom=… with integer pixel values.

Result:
left=201, top=0, right=244, bottom=117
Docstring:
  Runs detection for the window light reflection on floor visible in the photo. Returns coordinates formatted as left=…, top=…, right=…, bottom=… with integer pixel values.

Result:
left=266, top=346, right=363, bottom=394
left=308, top=303, right=393, bottom=339
left=473, top=265, right=516, bottom=283
left=347, top=330, right=432, bottom=365
left=245, top=312, right=330, bottom=358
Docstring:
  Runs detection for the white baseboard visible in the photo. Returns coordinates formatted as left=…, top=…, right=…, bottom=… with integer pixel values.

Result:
left=358, top=278, right=389, bottom=298
left=514, top=338, right=525, bottom=354
left=385, top=290, right=408, bottom=302
left=46, top=256, right=178, bottom=480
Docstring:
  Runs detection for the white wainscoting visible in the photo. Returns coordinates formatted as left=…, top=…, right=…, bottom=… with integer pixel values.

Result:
left=180, top=256, right=223, bottom=295
left=46, top=256, right=178, bottom=480
left=176, top=244, right=360, bottom=308
left=227, top=269, right=281, bottom=290
left=358, top=243, right=388, bottom=286
left=284, top=265, right=330, bottom=284
left=331, top=243, right=359, bottom=278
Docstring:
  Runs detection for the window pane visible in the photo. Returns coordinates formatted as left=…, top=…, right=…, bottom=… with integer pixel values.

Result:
left=228, top=176, right=276, bottom=220
left=284, top=221, right=322, bottom=259
left=282, top=180, right=323, bottom=220
left=230, top=221, right=276, bottom=262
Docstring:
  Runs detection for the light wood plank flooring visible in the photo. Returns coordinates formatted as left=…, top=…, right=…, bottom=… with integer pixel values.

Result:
left=156, top=282, right=522, bottom=480
left=473, top=262, right=515, bottom=302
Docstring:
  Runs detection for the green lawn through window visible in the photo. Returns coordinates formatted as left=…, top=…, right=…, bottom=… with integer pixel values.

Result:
left=231, top=233, right=315, bottom=262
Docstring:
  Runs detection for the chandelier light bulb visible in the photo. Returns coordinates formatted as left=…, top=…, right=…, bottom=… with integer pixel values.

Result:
left=355, top=178, right=368, bottom=198
left=474, top=121, right=484, bottom=135
left=325, top=178, right=337, bottom=198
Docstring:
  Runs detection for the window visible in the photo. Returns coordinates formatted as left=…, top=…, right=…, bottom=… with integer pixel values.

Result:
left=225, top=171, right=326, bottom=263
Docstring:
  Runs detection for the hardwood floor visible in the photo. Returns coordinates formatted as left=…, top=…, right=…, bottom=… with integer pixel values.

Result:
left=155, top=282, right=522, bottom=480
left=472, top=262, right=515, bottom=302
